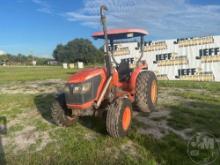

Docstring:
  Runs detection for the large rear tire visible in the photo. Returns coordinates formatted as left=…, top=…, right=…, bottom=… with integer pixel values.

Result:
left=106, top=98, right=132, bottom=137
left=51, top=93, right=78, bottom=127
left=135, top=71, right=158, bottom=113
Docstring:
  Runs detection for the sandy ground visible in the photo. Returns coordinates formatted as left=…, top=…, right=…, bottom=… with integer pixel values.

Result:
left=0, top=79, right=65, bottom=94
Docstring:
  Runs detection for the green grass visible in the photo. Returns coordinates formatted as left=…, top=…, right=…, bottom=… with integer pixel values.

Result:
left=1, top=66, right=219, bottom=91
left=167, top=91, right=220, bottom=137
left=1, top=91, right=219, bottom=165
left=0, top=93, right=158, bottom=165
left=0, top=66, right=76, bottom=84
left=129, top=132, right=192, bottom=165
left=0, top=66, right=220, bottom=164
left=8, top=125, right=24, bottom=133
left=174, top=91, right=220, bottom=102
left=159, top=80, right=220, bottom=91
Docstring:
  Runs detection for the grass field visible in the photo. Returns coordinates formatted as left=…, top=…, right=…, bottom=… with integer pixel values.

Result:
left=0, top=66, right=76, bottom=84
left=0, top=66, right=220, bottom=165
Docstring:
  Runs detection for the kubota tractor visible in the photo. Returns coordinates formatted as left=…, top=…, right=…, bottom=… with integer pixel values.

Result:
left=51, top=5, right=158, bottom=137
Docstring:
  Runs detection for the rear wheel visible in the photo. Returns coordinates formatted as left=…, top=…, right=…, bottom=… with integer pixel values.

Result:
left=106, top=98, right=132, bottom=137
left=51, top=93, right=78, bottom=126
left=135, top=71, right=158, bottom=112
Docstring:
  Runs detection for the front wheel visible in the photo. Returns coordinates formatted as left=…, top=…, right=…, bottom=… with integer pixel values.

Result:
left=51, top=93, right=78, bottom=126
left=106, top=98, right=132, bottom=137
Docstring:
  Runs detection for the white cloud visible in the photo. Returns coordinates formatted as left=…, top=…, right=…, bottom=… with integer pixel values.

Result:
left=32, top=0, right=52, bottom=14
left=64, top=0, right=220, bottom=39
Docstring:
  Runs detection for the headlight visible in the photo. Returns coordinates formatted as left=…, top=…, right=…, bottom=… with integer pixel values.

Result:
left=81, top=82, right=91, bottom=93
left=72, top=85, right=81, bottom=94
left=72, top=82, right=91, bottom=94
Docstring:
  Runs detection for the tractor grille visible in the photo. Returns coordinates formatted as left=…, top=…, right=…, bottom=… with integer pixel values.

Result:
left=65, top=75, right=101, bottom=105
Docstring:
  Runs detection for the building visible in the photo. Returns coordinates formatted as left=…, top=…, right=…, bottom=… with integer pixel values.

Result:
left=112, top=35, right=220, bottom=82
left=32, top=60, right=37, bottom=66
left=48, top=60, right=58, bottom=65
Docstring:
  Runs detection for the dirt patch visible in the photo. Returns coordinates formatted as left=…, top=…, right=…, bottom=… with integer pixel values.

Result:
left=104, top=140, right=138, bottom=159
left=157, top=87, right=184, bottom=105
left=7, top=110, right=39, bottom=128
left=134, top=87, right=195, bottom=140
left=13, top=126, right=37, bottom=151
left=2, top=126, right=53, bottom=153
left=135, top=111, right=192, bottom=140
left=2, top=103, right=54, bottom=153
left=104, top=146, right=120, bottom=159
left=120, top=140, right=138, bottom=157
left=83, top=132, right=98, bottom=141
left=135, top=112, right=170, bottom=139
left=0, top=79, right=65, bottom=94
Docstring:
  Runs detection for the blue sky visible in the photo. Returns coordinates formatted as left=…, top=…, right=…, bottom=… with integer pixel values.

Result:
left=0, top=0, right=220, bottom=57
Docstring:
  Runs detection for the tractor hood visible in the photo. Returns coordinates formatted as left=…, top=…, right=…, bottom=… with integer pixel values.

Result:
left=68, top=67, right=106, bottom=83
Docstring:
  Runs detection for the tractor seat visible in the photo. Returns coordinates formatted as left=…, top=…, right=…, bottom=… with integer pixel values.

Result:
left=117, top=61, right=132, bottom=82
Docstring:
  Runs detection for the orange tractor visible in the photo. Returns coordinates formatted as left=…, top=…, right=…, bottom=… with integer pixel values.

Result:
left=51, top=5, right=158, bottom=137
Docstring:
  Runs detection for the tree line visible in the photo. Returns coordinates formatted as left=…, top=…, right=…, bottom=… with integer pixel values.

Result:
left=53, top=38, right=104, bottom=64
left=0, top=38, right=104, bottom=65
left=0, top=54, right=50, bottom=65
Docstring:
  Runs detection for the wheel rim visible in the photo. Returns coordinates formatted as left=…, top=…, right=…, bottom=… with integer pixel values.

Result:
left=122, top=107, right=131, bottom=130
left=151, top=80, right=158, bottom=104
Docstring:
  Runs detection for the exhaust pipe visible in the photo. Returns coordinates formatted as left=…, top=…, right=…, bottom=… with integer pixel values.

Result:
left=100, top=5, right=112, bottom=78
left=94, top=5, right=112, bottom=109
left=95, top=76, right=112, bottom=108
